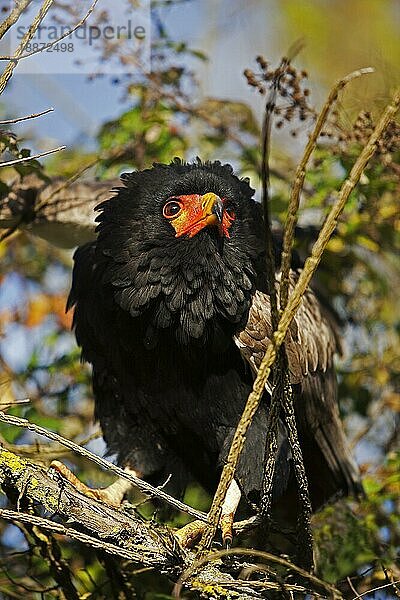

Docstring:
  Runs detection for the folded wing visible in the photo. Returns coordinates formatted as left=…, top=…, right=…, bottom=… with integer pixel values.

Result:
left=234, top=273, right=362, bottom=507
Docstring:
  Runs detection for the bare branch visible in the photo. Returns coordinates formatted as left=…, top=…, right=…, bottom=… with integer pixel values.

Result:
left=0, top=0, right=100, bottom=61
left=0, top=107, right=54, bottom=125
left=178, top=548, right=342, bottom=599
left=0, top=446, right=183, bottom=568
left=0, top=0, right=32, bottom=40
left=0, top=447, right=277, bottom=598
left=0, top=0, right=55, bottom=95
left=279, top=67, right=374, bottom=311
left=0, top=508, right=173, bottom=564
left=0, top=174, right=116, bottom=247
left=0, top=145, right=65, bottom=167
left=351, top=580, right=400, bottom=600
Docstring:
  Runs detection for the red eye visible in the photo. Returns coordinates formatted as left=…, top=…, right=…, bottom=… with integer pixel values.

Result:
left=163, top=198, right=183, bottom=218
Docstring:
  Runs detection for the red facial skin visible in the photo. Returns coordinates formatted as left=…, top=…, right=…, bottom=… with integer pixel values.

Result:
left=163, top=193, right=235, bottom=239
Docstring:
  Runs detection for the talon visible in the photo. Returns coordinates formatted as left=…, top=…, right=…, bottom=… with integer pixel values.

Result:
left=221, top=512, right=234, bottom=548
left=174, top=520, right=206, bottom=548
left=48, top=460, right=135, bottom=508
left=220, top=479, right=241, bottom=548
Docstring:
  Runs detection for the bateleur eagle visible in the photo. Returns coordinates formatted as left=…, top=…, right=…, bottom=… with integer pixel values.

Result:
left=67, top=158, right=362, bottom=545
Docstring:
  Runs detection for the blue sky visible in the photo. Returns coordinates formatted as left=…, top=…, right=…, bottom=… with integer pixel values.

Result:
left=0, top=1, right=293, bottom=152
left=1, top=0, right=398, bottom=156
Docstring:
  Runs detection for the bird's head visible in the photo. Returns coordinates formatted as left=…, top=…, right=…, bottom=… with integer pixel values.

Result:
left=95, top=158, right=266, bottom=344
left=160, top=191, right=233, bottom=240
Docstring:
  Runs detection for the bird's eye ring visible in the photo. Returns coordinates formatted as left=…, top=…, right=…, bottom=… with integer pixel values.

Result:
left=163, top=198, right=183, bottom=219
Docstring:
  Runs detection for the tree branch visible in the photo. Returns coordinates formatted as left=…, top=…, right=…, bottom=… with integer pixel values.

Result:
left=0, top=0, right=55, bottom=95
left=0, top=411, right=208, bottom=521
left=196, top=86, right=400, bottom=555
left=0, top=107, right=53, bottom=125
left=0, top=174, right=117, bottom=247
left=0, top=446, right=283, bottom=599
left=0, top=0, right=100, bottom=61
left=0, top=446, right=184, bottom=569
left=278, top=67, right=374, bottom=312
left=0, top=145, right=66, bottom=168
left=0, top=0, right=32, bottom=41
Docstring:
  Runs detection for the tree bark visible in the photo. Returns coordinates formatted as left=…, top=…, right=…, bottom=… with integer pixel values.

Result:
left=0, top=174, right=119, bottom=247
left=0, top=445, right=264, bottom=599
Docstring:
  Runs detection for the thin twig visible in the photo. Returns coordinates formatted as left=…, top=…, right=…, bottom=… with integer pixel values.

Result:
left=261, top=65, right=284, bottom=328
left=257, top=56, right=292, bottom=555
left=258, top=48, right=316, bottom=570
left=4, top=429, right=101, bottom=459
left=351, top=579, right=400, bottom=600
left=0, top=0, right=100, bottom=61
left=261, top=40, right=304, bottom=328
left=28, top=526, right=79, bottom=600
left=0, top=411, right=207, bottom=521
left=281, top=368, right=313, bottom=566
left=0, top=107, right=53, bottom=125
left=279, top=67, right=374, bottom=311
left=0, top=145, right=65, bottom=167
left=196, top=86, right=400, bottom=554
left=0, top=0, right=32, bottom=40
left=0, top=0, right=55, bottom=95
left=347, top=576, right=359, bottom=598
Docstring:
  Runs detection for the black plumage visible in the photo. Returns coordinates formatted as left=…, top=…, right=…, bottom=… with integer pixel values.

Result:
left=68, top=158, right=361, bottom=523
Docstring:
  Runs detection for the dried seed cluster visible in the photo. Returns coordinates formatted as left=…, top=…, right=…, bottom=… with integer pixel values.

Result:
left=346, top=111, right=399, bottom=155
left=328, top=110, right=400, bottom=172
left=244, top=55, right=316, bottom=136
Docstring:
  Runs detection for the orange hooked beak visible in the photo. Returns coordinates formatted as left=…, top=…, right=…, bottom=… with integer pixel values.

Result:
left=166, top=192, right=234, bottom=238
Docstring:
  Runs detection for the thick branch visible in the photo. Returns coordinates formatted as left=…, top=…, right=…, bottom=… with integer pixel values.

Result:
left=0, top=446, right=270, bottom=599
left=0, top=445, right=183, bottom=569
left=0, top=174, right=118, bottom=247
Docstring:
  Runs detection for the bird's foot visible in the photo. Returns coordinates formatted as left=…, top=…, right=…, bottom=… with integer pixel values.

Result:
left=174, top=520, right=206, bottom=548
left=220, top=479, right=241, bottom=548
left=220, top=511, right=234, bottom=548
left=174, top=515, right=233, bottom=550
left=174, top=480, right=241, bottom=549
left=48, top=460, right=133, bottom=508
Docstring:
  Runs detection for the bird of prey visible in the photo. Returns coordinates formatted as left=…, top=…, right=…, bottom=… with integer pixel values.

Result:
left=64, top=158, right=361, bottom=548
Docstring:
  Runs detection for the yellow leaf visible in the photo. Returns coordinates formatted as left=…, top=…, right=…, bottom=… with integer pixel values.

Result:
left=25, top=294, right=72, bottom=329
left=375, top=367, right=389, bottom=386
left=379, top=203, right=398, bottom=219
left=0, top=371, right=15, bottom=408
left=384, top=393, right=400, bottom=412
left=356, top=235, right=380, bottom=253
left=327, top=237, right=345, bottom=253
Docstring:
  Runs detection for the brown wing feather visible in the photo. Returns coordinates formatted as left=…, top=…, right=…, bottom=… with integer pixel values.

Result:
left=235, top=272, right=339, bottom=384
left=234, top=271, right=362, bottom=506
